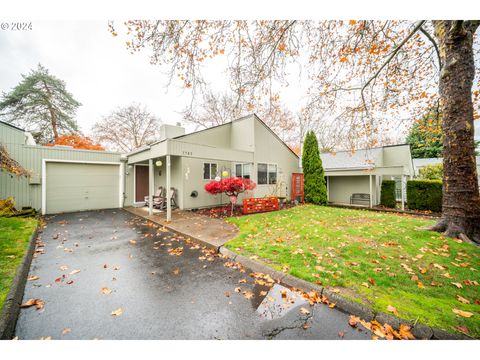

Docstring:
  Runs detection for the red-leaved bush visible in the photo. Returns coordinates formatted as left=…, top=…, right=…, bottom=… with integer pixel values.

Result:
left=204, top=177, right=256, bottom=215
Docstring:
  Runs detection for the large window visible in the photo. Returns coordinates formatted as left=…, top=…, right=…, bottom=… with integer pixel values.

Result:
left=235, top=163, right=251, bottom=179
left=203, top=163, right=218, bottom=180
left=257, top=163, right=277, bottom=185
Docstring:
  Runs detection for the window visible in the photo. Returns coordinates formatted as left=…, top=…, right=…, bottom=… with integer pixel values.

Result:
left=257, top=163, right=268, bottom=184
left=257, top=163, right=277, bottom=185
left=268, top=164, right=277, bottom=184
left=203, top=163, right=218, bottom=180
left=235, top=163, right=251, bottom=179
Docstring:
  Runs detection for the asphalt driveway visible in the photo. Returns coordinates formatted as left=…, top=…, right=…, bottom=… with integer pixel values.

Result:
left=16, top=209, right=372, bottom=340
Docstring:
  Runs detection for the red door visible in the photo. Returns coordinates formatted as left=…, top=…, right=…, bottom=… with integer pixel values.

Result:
left=291, top=173, right=304, bottom=203
left=135, top=165, right=149, bottom=202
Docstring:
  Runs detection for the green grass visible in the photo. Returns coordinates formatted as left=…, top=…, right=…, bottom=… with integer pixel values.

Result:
left=226, top=205, right=480, bottom=337
left=0, top=217, right=37, bottom=312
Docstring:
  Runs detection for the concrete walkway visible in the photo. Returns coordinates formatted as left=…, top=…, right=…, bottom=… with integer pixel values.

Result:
left=124, top=206, right=238, bottom=249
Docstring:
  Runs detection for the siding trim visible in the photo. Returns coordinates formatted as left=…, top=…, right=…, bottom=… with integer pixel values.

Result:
left=41, top=159, right=123, bottom=215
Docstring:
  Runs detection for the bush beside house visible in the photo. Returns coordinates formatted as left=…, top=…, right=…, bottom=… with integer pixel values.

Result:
left=302, top=131, right=327, bottom=205
left=407, top=180, right=442, bottom=212
left=380, top=180, right=396, bottom=208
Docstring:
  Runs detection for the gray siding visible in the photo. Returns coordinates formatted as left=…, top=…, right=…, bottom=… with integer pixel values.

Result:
left=328, top=175, right=371, bottom=204
left=1, top=122, right=122, bottom=211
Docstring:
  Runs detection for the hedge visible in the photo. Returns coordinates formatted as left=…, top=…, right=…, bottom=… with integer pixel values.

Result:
left=380, top=180, right=396, bottom=208
left=407, top=180, right=442, bottom=213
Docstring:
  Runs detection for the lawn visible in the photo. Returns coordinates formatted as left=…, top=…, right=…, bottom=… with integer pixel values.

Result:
left=0, top=217, right=37, bottom=312
left=226, top=204, right=480, bottom=338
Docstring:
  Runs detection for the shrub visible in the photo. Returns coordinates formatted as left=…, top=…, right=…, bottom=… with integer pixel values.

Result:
left=302, top=131, right=327, bottom=205
left=0, top=197, right=16, bottom=216
left=418, top=163, right=443, bottom=180
left=380, top=180, right=396, bottom=208
left=204, top=177, right=256, bottom=215
left=407, top=180, right=442, bottom=212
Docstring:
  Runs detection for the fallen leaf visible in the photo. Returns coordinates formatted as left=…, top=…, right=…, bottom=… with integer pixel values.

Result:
left=452, top=308, right=473, bottom=318
left=387, top=305, right=399, bottom=316
left=173, top=268, right=180, bottom=275
left=303, top=323, right=311, bottom=330
left=111, top=308, right=123, bottom=316
left=457, top=295, right=470, bottom=304
left=59, top=265, right=68, bottom=271
left=101, top=287, right=112, bottom=295
left=329, top=302, right=336, bottom=309
left=417, top=281, right=425, bottom=289
left=27, top=275, right=40, bottom=281
left=452, top=282, right=463, bottom=289
left=368, top=277, right=375, bottom=285
left=338, top=331, right=345, bottom=338
left=361, top=282, right=370, bottom=288
left=21, top=298, right=44, bottom=310
left=224, top=291, right=230, bottom=297
left=129, top=239, right=137, bottom=245
left=243, top=291, right=254, bottom=300
left=39, top=336, right=52, bottom=340
left=348, top=315, right=359, bottom=328
left=300, top=307, right=311, bottom=315
left=234, top=287, right=241, bottom=293
left=62, top=328, right=71, bottom=335
left=455, top=325, right=469, bottom=335
left=69, top=269, right=80, bottom=275
left=399, top=324, right=415, bottom=340
left=66, top=280, right=74, bottom=285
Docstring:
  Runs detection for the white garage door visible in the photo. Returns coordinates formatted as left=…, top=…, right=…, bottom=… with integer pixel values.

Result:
left=45, top=162, right=120, bottom=214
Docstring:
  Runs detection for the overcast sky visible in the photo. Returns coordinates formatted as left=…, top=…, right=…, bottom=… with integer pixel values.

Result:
left=0, top=20, right=305, bottom=136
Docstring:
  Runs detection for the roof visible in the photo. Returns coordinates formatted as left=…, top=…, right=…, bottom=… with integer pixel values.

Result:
left=0, top=120, right=25, bottom=132
left=412, top=158, right=443, bottom=168
left=321, top=147, right=383, bottom=170
left=130, top=113, right=299, bottom=159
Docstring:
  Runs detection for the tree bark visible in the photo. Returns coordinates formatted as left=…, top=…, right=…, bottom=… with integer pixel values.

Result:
left=430, top=21, right=480, bottom=243
left=42, top=80, right=58, bottom=140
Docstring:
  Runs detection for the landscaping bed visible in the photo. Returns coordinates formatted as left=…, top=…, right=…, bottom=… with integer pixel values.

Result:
left=0, top=217, right=38, bottom=312
left=225, top=204, right=480, bottom=338
left=196, top=201, right=296, bottom=219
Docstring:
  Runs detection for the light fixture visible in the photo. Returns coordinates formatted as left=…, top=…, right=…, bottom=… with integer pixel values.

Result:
left=155, top=160, right=163, bottom=167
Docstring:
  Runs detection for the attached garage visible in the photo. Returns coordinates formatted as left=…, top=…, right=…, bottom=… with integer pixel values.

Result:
left=42, top=161, right=122, bottom=215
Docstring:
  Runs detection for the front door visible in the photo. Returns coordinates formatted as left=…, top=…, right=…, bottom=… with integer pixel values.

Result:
left=135, top=165, right=149, bottom=203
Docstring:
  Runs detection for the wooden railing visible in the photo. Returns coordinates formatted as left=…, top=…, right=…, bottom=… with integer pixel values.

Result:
left=243, top=197, right=279, bottom=214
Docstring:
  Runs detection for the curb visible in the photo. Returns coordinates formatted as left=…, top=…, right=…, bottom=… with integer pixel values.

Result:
left=218, top=246, right=472, bottom=340
left=0, top=226, right=39, bottom=340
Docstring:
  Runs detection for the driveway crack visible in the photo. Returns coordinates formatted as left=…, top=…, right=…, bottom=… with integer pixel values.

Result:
left=263, top=306, right=314, bottom=339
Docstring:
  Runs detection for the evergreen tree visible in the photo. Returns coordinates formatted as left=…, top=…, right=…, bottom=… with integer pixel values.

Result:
left=302, top=131, right=327, bottom=205
left=0, top=64, right=80, bottom=143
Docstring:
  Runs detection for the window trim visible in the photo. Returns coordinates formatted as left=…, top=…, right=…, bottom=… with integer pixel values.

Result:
left=203, top=162, right=218, bottom=180
left=257, top=162, right=278, bottom=185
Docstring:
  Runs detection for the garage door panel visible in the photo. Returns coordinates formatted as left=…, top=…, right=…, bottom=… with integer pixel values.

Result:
left=46, top=162, right=120, bottom=214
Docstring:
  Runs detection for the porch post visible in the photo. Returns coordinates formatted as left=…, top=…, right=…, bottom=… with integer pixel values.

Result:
left=326, top=176, right=329, bottom=202
left=369, top=174, right=373, bottom=208
left=148, top=159, right=153, bottom=215
left=401, top=175, right=406, bottom=211
left=166, top=155, right=171, bottom=222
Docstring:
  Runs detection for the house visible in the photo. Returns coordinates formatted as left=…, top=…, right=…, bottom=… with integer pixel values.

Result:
left=320, top=144, right=414, bottom=209
left=0, top=114, right=301, bottom=220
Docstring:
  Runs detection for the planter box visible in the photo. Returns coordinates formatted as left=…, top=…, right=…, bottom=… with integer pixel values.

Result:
left=243, top=197, right=279, bottom=214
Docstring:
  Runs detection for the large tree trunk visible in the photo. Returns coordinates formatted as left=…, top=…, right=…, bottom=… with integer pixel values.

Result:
left=430, top=21, right=480, bottom=243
